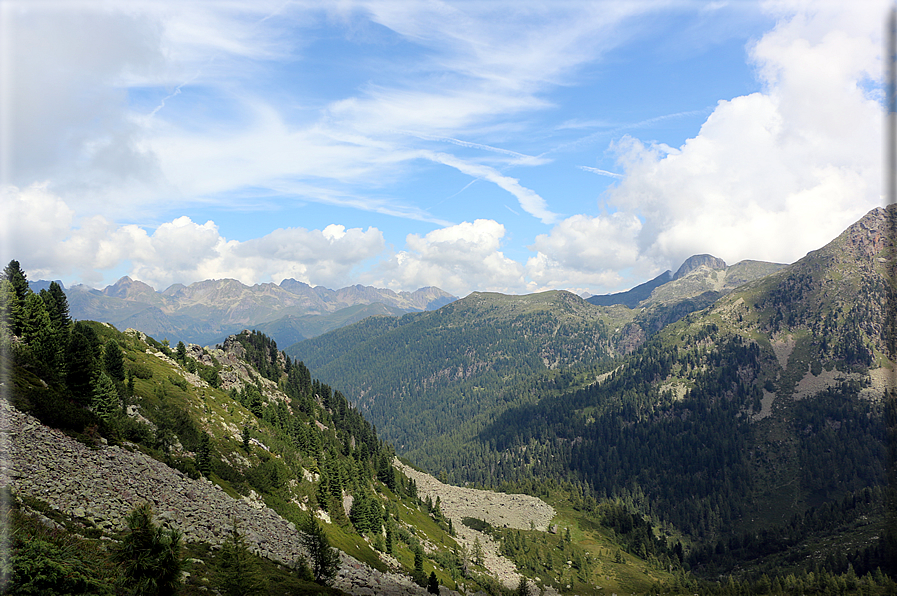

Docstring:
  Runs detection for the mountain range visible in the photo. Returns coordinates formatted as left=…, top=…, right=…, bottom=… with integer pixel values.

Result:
left=45, top=277, right=456, bottom=347
left=289, top=205, right=896, bottom=580
left=6, top=205, right=896, bottom=594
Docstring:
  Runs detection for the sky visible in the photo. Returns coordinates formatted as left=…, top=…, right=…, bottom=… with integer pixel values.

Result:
left=0, top=0, right=888, bottom=298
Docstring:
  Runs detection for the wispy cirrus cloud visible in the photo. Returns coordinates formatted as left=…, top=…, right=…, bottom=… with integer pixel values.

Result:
left=421, top=151, right=559, bottom=224
left=578, top=166, right=623, bottom=179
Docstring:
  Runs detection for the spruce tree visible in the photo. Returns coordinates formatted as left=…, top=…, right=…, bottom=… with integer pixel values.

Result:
left=414, top=545, right=426, bottom=586
left=46, top=281, right=70, bottom=328
left=297, top=515, right=339, bottom=584
left=427, top=571, right=440, bottom=594
left=104, top=339, right=126, bottom=382
left=65, top=324, right=100, bottom=405
left=21, top=293, right=55, bottom=365
left=241, top=425, right=251, bottom=453
left=196, top=432, right=212, bottom=477
left=0, top=280, right=21, bottom=341
left=385, top=522, right=394, bottom=555
left=91, top=372, right=119, bottom=423
left=112, top=503, right=182, bottom=596
left=215, top=520, right=265, bottom=596
left=3, top=260, right=29, bottom=303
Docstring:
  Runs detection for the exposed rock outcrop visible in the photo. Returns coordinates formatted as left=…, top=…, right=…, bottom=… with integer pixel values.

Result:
left=673, top=254, right=726, bottom=280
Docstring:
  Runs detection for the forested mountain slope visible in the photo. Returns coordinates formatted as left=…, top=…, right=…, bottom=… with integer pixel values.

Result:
left=450, top=205, right=897, bottom=572
left=287, top=290, right=632, bottom=452
left=289, top=205, right=897, bottom=584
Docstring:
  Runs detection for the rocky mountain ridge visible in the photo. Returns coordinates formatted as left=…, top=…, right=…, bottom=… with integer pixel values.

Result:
left=587, top=254, right=785, bottom=310
left=55, top=277, right=456, bottom=347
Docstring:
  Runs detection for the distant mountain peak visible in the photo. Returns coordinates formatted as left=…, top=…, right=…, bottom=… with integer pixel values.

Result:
left=65, top=275, right=457, bottom=346
left=103, top=276, right=157, bottom=300
left=673, top=254, right=727, bottom=280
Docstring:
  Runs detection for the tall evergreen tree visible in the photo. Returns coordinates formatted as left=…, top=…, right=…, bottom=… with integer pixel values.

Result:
left=414, top=546, right=426, bottom=586
left=214, top=520, right=265, bottom=596
left=91, top=372, right=119, bottom=423
left=46, top=281, right=70, bottom=328
left=0, top=279, right=21, bottom=341
left=104, top=339, right=126, bottom=382
left=297, top=515, right=339, bottom=584
left=3, top=260, right=29, bottom=303
left=196, top=432, right=212, bottom=477
left=21, top=293, right=56, bottom=365
left=65, top=323, right=100, bottom=405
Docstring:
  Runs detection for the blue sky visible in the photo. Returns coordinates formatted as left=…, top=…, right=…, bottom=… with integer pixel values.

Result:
left=0, top=0, right=887, bottom=297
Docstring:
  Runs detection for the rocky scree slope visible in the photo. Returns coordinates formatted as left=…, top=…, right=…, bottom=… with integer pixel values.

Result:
left=3, top=398, right=469, bottom=596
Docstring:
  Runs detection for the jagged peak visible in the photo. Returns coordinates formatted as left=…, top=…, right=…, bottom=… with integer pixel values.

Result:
left=673, top=254, right=727, bottom=280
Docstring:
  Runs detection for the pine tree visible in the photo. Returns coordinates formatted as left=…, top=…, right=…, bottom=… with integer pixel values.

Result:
left=385, top=522, right=394, bottom=555
left=473, top=537, right=484, bottom=566
left=21, top=293, right=55, bottom=365
left=517, top=575, right=530, bottom=596
left=215, top=520, right=265, bottom=596
left=3, top=261, right=30, bottom=331
left=46, top=281, right=70, bottom=329
left=111, top=503, right=182, bottom=596
left=427, top=571, right=440, bottom=594
left=196, top=432, right=212, bottom=477
left=65, top=322, right=101, bottom=404
left=414, top=545, right=426, bottom=586
left=242, top=425, right=251, bottom=453
left=104, top=339, right=126, bottom=382
left=176, top=341, right=187, bottom=364
left=0, top=280, right=21, bottom=341
left=91, top=372, right=119, bottom=423
left=298, top=515, right=339, bottom=584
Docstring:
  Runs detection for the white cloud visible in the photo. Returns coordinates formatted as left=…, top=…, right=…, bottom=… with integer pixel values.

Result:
left=599, top=0, right=885, bottom=271
left=0, top=184, right=384, bottom=290
left=422, top=151, right=559, bottom=223
left=366, top=219, right=526, bottom=296
left=526, top=213, right=649, bottom=291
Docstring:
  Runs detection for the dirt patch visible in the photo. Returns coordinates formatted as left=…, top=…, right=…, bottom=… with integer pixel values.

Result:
left=751, top=390, right=776, bottom=422
left=660, top=380, right=688, bottom=401
left=859, top=367, right=894, bottom=401
left=395, top=461, right=556, bottom=591
left=771, top=335, right=795, bottom=370
left=793, top=368, right=863, bottom=400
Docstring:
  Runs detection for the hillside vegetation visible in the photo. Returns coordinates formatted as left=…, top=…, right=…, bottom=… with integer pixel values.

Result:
left=3, top=206, right=897, bottom=595
left=288, top=205, right=897, bottom=589
left=3, top=261, right=704, bottom=596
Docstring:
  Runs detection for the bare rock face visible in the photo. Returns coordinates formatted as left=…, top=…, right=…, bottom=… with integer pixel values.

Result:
left=841, top=206, right=891, bottom=258
left=673, top=254, right=727, bottom=280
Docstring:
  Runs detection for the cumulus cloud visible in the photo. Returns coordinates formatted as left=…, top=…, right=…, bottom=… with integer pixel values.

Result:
left=366, top=220, right=526, bottom=296
left=0, top=184, right=384, bottom=290
left=598, top=0, right=884, bottom=271
left=526, top=213, right=648, bottom=292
